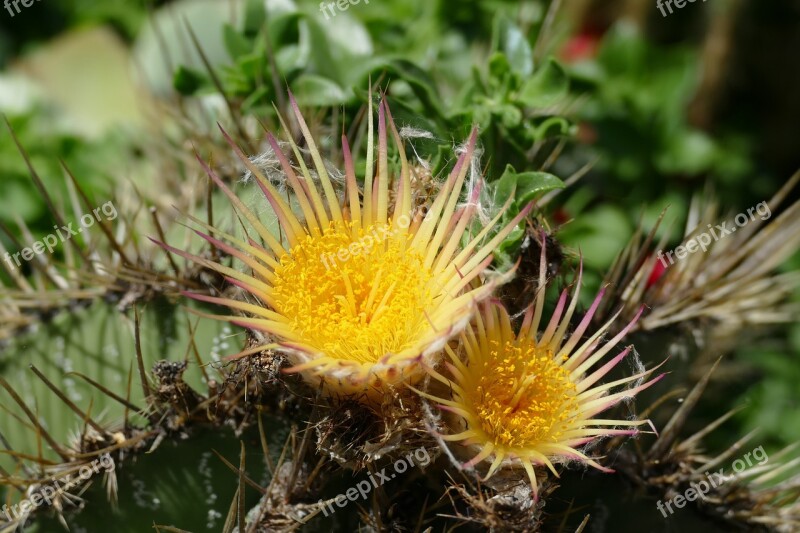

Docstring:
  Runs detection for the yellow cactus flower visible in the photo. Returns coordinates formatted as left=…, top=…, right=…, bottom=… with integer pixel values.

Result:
left=155, top=93, right=530, bottom=400
left=416, top=238, right=664, bottom=496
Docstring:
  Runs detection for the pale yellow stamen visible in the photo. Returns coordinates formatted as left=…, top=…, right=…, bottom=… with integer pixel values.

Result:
left=465, top=339, right=579, bottom=449
left=272, top=221, right=437, bottom=365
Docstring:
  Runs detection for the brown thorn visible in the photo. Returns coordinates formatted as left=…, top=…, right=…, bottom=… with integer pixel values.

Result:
left=210, top=448, right=265, bottom=495
left=124, top=360, right=135, bottom=433
left=260, top=6, right=286, bottom=113
left=152, top=525, right=193, bottom=533
left=9, top=215, right=69, bottom=290
left=182, top=19, right=254, bottom=152
left=677, top=405, right=745, bottom=454
left=0, top=403, right=36, bottom=433
left=300, top=456, right=326, bottom=494
left=0, top=228, right=34, bottom=292
left=66, top=372, right=142, bottom=412
left=648, top=357, right=723, bottom=460
left=0, top=449, right=59, bottom=465
left=286, top=414, right=314, bottom=503
left=81, top=396, right=95, bottom=443
left=134, top=305, right=153, bottom=402
left=0, top=428, right=28, bottom=474
left=3, top=117, right=90, bottom=266
left=257, top=411, right=274, bottom=475
left=268, top=428, right=293, bottom=494
left=60, top=159, right=132, bottom=265
left=28, top=365, right=106, bottom=434
left=185, top=316, right=210, bottom=383
left=238, top=441, right=247, bottom=531
left=146, top=3, right=176, bottom=90
left=222, top=486, right=239, bottom=533
left=0, top=377, right=71, bottom=461
left=150, top=207, right=181, bottom=276
left=206, top=166, right=219, bottom=262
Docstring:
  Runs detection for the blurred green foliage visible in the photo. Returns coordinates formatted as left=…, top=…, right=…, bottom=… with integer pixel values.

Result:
left=0, top=107, right=125, bottom=233
left=570, top=22, right=756, bottom=204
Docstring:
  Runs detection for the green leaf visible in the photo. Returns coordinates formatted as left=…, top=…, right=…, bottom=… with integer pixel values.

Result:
left=243, top=0, right=267, bottom=37
left=389, top=59, right=448, bottom=117
left=0, top=180, right=42, bottom=222
left=241, top=85, right=271, bottom=112
left=492, top=16, right=533, bottom=76
left=172, top=65, right=207, bottom=95
left=495, top=164, right=565, bottom=208
left=529, top=116, right=573, bottom=141
left=488, top=52, right=512, bottom=81
left=236, top=52, right=265, bottom=80
left=490, top=166, right=564, bottom=258
left=656, top=129, right=717, bottom=175
left=291, top=74, right=349, bottom=106
left=498, top=104, right=522, bottom=128
left=557, top=205, right=633, bottom=269
left=303, top=16, right=344, bottom=82
left=354, top=59, right=449, bottom=124
left=517, top=57, right=569, bottom=108
left=223, top=23, right=252, bottom=60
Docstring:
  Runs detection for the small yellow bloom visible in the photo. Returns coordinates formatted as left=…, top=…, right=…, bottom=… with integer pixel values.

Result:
left=416, top=238, right=664, bottom=497
left=156, top=93, right=529, bottom=400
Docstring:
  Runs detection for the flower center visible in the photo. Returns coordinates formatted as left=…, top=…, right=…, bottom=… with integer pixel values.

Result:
left=272, top=221, right=436, bottom=365
left=468, top=339, right=579, bottom=448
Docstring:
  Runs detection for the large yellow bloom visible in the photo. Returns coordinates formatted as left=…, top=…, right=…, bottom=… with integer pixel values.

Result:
left=156, top=94, right=529, bottom=399
left=416, top=239, right=664, bottom=496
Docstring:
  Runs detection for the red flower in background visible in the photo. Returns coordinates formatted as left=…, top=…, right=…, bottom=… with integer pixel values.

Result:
left=560, top=26, right=604, bottom=63
left=647, top=256, right=668, bottom=289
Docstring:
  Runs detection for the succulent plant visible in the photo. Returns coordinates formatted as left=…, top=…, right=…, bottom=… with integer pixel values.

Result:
left=1, top=2, right=799, bottom=532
